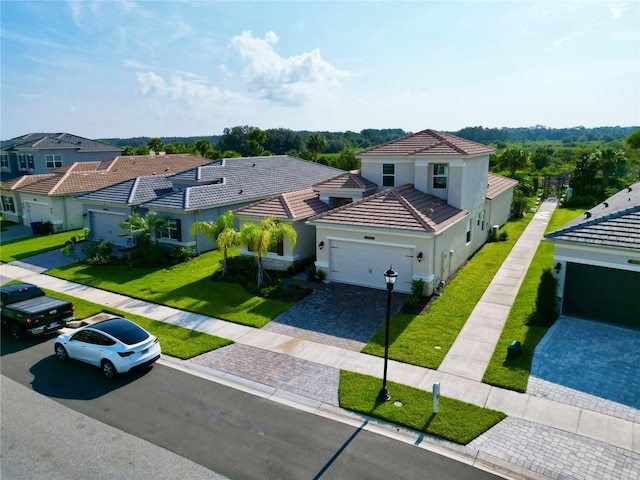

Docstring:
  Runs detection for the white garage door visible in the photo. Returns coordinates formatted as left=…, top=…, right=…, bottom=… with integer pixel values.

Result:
left=89, top=211, right=128, bottom=246
left=329, top=240, right=414, bottom=293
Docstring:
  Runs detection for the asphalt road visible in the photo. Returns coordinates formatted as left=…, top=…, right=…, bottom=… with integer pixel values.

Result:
left=1, top=333, right=505, bottom=480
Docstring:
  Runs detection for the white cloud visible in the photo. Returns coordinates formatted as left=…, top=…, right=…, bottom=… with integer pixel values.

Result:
left=554, top=36, right=571, bottom=46
left=610, top=2, right=628, bottom=19
left=230, top=30, right=349, bottom=105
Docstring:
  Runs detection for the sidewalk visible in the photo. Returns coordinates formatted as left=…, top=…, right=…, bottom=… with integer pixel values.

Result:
left=1, top=201, right=638, bottom=479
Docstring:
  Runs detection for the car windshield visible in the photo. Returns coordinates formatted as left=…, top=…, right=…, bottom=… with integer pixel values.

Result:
left=91, top=318, right=149, bottom=345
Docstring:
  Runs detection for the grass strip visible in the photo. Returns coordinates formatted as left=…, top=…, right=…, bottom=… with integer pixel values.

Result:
left=482, top=207, right=586, bottom=391
left=339, top=371, right=506, bottom=445
left=362, top=214, right=533, bottom=369
left=43, top=288, right=233, bottom=360
left=46, top=248, right=292, bottom=328
left=0, top=229, right=85, bottom=262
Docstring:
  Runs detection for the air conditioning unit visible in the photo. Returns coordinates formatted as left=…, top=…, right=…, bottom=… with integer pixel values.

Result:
left=51, top=220, right=64, bottom=233
left=490, top=225, right=499, bottom=235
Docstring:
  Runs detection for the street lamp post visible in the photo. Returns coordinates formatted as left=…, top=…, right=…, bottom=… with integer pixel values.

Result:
left=378, top=266, right=398, bottom=402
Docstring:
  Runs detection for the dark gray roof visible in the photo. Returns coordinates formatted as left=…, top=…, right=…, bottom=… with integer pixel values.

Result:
left=545, top=183, right=640, bottom=251
left=77, top=175, right=174, bottom=205
left=1, top=133, right=121, bottom=153
left=142, top=155, right=342, bottom=211
left=78, top=155, right=343, bottom=211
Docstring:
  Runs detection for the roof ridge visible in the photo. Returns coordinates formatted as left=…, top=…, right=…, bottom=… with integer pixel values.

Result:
left=547, top=205, right=640, bottom=237
left=127, top=177, right=141, bottom=205
left=279, top=192, right=294, bottom=218
left=49, top=164, right=78, bottom=194
left=392, top=185, right=437, bottom=232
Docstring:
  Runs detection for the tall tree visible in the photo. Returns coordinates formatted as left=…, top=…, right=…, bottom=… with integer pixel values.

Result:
left=596, top=148, right=626, bottom=187
left=625, top=130, right=640, bottom=150
left=148, top=138, right=165, bottom=154
left=247, top=128, right=267, bottom=156
left=240, top=218, right=297, bottom=288
left=190, top=211, right=239, bottom=276
left=306, top=133, right=326, bottom=161
left=498, top=147, right=530, bottom=175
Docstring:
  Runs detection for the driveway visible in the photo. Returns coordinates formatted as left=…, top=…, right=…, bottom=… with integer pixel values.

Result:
left=528, top=315, right=640, bottom=422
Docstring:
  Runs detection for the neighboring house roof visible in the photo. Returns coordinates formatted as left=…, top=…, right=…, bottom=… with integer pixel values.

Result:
left=486, top=173, right=519, bottom=200
left=1, top=133, right=122, bottom=153
left=140, top=155, right=342, bottom=211
left=313, top=170, right=378, bottom=190
left=545, top=183, right=640, bottom=251
left=234, top=188, right=333, bottom=220
left=308, top=184, right=467, bottom=233
left=79, top=155, right=343, bottom=212
left=357, top=129, right=495, bottom=157
left=1, top=155, right=212, bottom=196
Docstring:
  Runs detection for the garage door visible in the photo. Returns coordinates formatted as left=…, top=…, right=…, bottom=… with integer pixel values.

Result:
left=25, top=202, right=50, bottom=223
left=89, top=211, right=128, bottom=246
left=563, top=262, right=640, bottom=328
left=329, top=240, right=414, bottom=293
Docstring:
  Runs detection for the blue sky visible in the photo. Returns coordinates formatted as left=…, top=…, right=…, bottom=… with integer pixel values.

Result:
left=1, top=1, right=638, bottom=140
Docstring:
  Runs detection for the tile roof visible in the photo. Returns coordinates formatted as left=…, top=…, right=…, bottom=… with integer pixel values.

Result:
left=313, top=170, right=378, bottom=191
left=77, top=176, right=175, bottom=205
left=0, top=154, right=212, bottom=196
left=357, top=129, right=495, bottom=157
left=1, top=133, right=122, bottom=152
left=486, top=173, right=519, bottom=200
left=308, top=184, right=467, bottom=233
left=141, top=155, right=343, bottom=211
left=234, top=188, right=333, bottom=220
left=545, top=183, right=640, bottom=251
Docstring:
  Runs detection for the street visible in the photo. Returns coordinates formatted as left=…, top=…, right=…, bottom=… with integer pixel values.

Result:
left=1, top=334, right=505, bottom=479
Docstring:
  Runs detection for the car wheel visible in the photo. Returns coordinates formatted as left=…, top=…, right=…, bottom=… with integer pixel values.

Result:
left=54, top=343, right=68, bottom=361
left=11, top=325, right=23, bottom=341
left=101, top=360, right=117, bottom=379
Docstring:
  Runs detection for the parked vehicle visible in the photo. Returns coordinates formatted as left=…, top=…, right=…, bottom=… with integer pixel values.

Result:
left=54, top=317, right=161, bottom=379
left=0, top=283, right=75, bottom=340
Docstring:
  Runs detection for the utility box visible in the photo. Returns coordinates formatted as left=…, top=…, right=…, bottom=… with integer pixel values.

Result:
left=506, top=340, right=521, bottom=360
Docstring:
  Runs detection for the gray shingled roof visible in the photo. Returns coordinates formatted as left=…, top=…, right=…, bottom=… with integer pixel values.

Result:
left=142, top=155, right=342, bottom=211
left=545, top=183, right=640, bottom=251
left=357, top=129, right=495, bottom=157
left=78, top=155, right=343, bottom=211
left=1, top=133, right=122, bottom=153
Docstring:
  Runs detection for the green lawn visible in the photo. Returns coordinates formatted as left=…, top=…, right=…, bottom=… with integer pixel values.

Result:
left=362, top=214, right=533, bottom=369
left=47, top=248, right=293, bottom=328
left=482, top=207, right=586, bottom=391
left=0, top=229, right=85, bottom=262
left=43, top=288, right=233, bottom=359
left=339, top=371, right=505, bottom=445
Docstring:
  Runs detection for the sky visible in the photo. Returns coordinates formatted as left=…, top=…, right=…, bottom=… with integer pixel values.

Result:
left=1, top=0, right=638, bottom=140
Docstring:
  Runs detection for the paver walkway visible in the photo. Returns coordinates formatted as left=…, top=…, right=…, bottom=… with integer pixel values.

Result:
left=438, top=200, right=557, bottom=381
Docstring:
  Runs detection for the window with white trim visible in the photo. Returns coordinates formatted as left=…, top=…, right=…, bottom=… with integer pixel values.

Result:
left=382, top=163, right=395, bottom=187
left=27, top=155, right=35, bottom=169
left=2, top=196, right=15, bottom=213
left=46, top=154, right=63, bottom=168
left=1, top=154, right=8, bottom=168
left=18, top=155, right=26, bottom=169
left=433, top=163, right=448, bottom=189
left=159, top=218, right=182, bottom=241
left=465, top=219, right=471, bottom=243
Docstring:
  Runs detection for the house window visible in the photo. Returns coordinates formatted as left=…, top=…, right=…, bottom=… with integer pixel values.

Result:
left=433, top=164, right=448, bottom=189
left=2, top=196, right=15, bottom=213
left=1, top=154, right=8, bottom=168
left=269, top=236, right=285, bottom=256
left=382, top=163, right=395, bottom=187
left=159, top=218, right=182, bottom=241
left=45, top=154, right=63, bottom=168
left=27, top=155, right=35, bottom=169
left=465, top=219, right=471, bottom=244
left=18, top=155, right=27, bottom=169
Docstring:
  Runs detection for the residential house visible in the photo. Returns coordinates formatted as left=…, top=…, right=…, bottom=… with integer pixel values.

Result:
left=544, top=183, right=640, bottom=327
left=1, top=133, right=122, bottom=180
left=0, top=155, right=212, bottom=231
left=76, top=155, right=343, bottom=250
left=307, top=129, right=518, bottom=294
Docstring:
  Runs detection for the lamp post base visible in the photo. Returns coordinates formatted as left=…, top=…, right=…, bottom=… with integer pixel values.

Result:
left=377, top=387, right=390, bottom=402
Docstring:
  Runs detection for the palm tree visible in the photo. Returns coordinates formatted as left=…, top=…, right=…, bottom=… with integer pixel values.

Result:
left=498, top=147, right=530, bottom=176
left=190, top=210, right=240, bottom=276
left=119, top=211, right=167, bottom=249
left=240, top=218, right=297, bottom=288
left=306, top=133, right=326, bottom=162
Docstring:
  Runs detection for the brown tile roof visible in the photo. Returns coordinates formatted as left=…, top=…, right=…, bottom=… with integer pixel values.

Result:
left=358, top=129, right=495, bottom=157
left=309, top=184, right=467, bottom=233
left=545, top=182, right=640, bottom=251
left=486, top=173, right=519, bottom=200
left=313, top=170, right=378, bottom=190
left=234, top=188, right=333, bottom=220
left=0, top=154, right=212, bottom=196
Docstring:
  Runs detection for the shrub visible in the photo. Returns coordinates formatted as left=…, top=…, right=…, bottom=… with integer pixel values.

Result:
left=169, top=246, right=194, bottom=263
left=498, top=231, right=508, bottom=242
left=82, top=239, right=114, bottom=266
left=316, top=268, right=327, bottom=282
left=406, top=278, right=425, bottom=309
left=526, top=268, right=559, bottom=327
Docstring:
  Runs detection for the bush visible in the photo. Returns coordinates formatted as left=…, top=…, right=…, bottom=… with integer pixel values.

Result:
left=316, top=268, right=327, bottom=282
left=82, top=239, right=114, bottom=266
left=406, top=278, right=425, bottom=309
left=215, top=255, right=257, bottom=284
left=169, top=246, right=194, bottom=263
left=526, top=268, right=559, bottom=327
left=498, top=231, right=508, bottom=242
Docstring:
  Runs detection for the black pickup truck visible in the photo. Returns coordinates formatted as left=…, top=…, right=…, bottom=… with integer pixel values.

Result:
left=0, top=283, right=74, bottom=340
